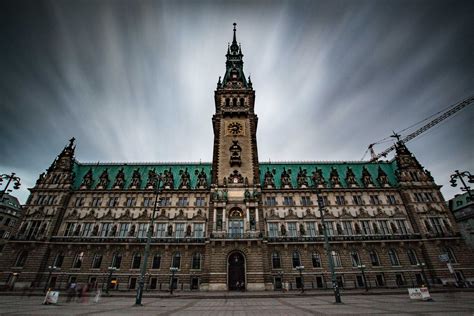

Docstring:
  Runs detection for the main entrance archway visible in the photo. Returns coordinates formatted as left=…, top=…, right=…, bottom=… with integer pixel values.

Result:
left=228, top=251, right=246, bottom=290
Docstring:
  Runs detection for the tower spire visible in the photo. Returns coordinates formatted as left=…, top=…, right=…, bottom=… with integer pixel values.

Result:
left=221, top=23, right=248, bottom=88
left=232, top=22, right=237, bottom=45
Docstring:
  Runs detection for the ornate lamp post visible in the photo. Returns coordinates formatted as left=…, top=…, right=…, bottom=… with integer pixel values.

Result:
left=105, top=266, right=117, bottom=295
left=296, top=265, right=305, bottom=293
left=450, top=170, right=474, bottom=199
left=135, top=174, right=162, bottom=305
left=0, top=173, right=21, bottom=200
left=169, top=267, right=179, bottom=294
left=357, top=264, right=368, bottom=291
left=417, top=262, right=429, bottom=289
left=44, top=266, right=60, bottom=293
left=313, top=186, right=342, bottom=303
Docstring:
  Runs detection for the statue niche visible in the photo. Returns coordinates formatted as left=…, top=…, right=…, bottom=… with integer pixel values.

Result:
left=330, top=167, right=341, bottom=187
left=96, top=169, right=110, bottom=189
left=361, top=166, right=374, bottom=187
left=377, top=166, right=389, bottom=186
left=311, top=167, right=326, bottom=187
left=345, top=167, right=358, bottom=187
left=80, top=168, right=94, bottom=189
left=113, top=168, right=126, bottom=189
left=179, top=168, right=191, bottom=189
left=297, top=167, right=308, bottom=188
left=195, top=168, right=208, bottom=189
left=130, top=168, right=141, bottom=189
left=280, top=168, right=292, bottom=189
left=163, top=168, right=174, bottom=189
left=228, top=170, right=244, bottom=184
left=229, top=140, right=242, bottom=167
left=264, top=168, right=276, bottom=188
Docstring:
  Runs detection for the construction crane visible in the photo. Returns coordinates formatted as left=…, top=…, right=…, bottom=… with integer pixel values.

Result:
left=363, top=95, right=473, bottom=162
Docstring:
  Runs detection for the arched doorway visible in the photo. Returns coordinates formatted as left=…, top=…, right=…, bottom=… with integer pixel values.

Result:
left=228, top=251, right=246, bottom=291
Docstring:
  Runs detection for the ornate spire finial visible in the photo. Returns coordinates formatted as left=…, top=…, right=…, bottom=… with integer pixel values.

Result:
left=232, top=23, right=237, bottom=44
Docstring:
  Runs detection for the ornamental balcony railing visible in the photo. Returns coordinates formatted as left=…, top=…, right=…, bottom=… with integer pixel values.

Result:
left=266, top=233, right=423, bottom=243
left=210, top=231, right=263, bottom=239
left=19, top=235, right=207, bottom=244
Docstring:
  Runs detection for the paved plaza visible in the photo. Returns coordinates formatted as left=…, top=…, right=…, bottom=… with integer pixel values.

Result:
left=0, top=291, right=473, bottom=315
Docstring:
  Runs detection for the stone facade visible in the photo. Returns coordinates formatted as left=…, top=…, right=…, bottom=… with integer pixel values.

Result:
left=1, top=25, right=473, bottom=292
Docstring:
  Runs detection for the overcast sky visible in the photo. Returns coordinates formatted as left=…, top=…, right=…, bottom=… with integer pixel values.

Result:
left=1, top=0, right=473, bottom=204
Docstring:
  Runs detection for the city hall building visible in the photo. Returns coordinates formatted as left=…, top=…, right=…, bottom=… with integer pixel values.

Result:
left=1, top=25, right=472, bottom=292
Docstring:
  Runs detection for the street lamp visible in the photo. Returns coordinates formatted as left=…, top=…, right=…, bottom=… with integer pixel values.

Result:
left=450, top=170, right=474, bottom=199
left=296, top=265, right=305, bottom=293
left=44, top=266, right=60, bottom=293
left=169, top=267, right=179, bottom=295
left=357, top=264, right=368, bottom=292
left=0, top=173, right=21, bottom=200
left=135, top=174, right=162, bottom=306
left=105, top=266, right=117, bottom=295
left=313, top=186, right=342, bottom=303
left=417, top=262, right=429, bottom=289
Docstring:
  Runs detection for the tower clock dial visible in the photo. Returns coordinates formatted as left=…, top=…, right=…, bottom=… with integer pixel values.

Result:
left=227, top=122, right=243, bottom=135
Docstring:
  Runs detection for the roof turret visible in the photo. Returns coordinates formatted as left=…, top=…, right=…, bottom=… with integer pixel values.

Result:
left=221, top=23, right=248, bottom=89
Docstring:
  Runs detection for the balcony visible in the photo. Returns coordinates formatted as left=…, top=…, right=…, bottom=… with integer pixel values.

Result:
left=210, top=231, right=262, bottom=240
left=49, top=235, right=206, bottom=244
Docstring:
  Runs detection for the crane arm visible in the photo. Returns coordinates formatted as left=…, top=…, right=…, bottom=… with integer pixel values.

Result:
left=369, top=96, right=474, bottom=162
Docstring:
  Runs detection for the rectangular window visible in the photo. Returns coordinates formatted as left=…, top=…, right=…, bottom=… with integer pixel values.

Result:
left=396, top=220, right=408, bottom=235
left=175, top=223, right=185, bottom=238
left=160, top=197, right=171, bottom=206
left=92, top=197, right=102, bottom=207
left=143, top=197, right=151, bottom=207
left=387, top=195, right=396, bottom=205
left=100, top=223, right=112, bottom=237
left=361, top=221, right=372, bottom=235
left=425, top=192, right=435, bottom=202
left=283, top=196, right=294, bottom=206
left=137, top=223, right=148, bottom=238
left=335, top=195, right=346, bottom=206
left=306, top=222, right=316, bottom=237
left=342, top=221, right=353, bottom=235
left=193, top=223, right=204, bottom=238
left=380, top=221, right=390, bottom=235
left=156, top=223, right=167, bottom=237
left=177, top=197, right=188, bottom=207
left=118, top=223, right=129, bottom=237
left=353, top=195, right=363, bottom=205
left=268, top=223, right=279, bottom=237
left=430, top=217, right=443, bottom=235
left=326, top=222, right=334, bottom=236
left=265, top=196, right=277, bottom=206
left=126, top=197, right=136, bottom=207
left=108, top=197, right=119, bottom=207
left=82, top=223, right=93, bottom=237
left=376, top=274, right=385, bottom=286
left=287, top=222, right=297, bottom=237
left=195, top=197, right=206, bottom=207
left=74, top=197, right=84, bottom=207
left=301, top=196, right=312, bottom=206
left=64, top=223, right=76, bottom=236
left=369, top=195, right=380, bottom=205
left=91, top=255, right=102, bottom=269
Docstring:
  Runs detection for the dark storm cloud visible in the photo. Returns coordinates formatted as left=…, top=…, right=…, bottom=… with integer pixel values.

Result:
left=0, top=0, right=473, bottom=203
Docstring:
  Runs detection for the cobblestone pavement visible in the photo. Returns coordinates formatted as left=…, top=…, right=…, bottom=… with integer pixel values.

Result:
left=0, top=292, right=473, bottom=315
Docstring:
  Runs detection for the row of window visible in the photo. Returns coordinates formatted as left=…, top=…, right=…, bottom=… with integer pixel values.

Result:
left=15, top=250, right=202, bottom=270
left=0, top=216, right=15, bottom=228
left=33, top=195, right=57, bottom=205
left=73, top=196, right=207, bottom=208
left=265, top=195, right=398, bottom=207
left=271, top=247, right=457, bottom=270
left=63, top=222, right=205, bottom=238
left=413, top=192, right=436, bottom=203
left=268, top=219, right=410, bottom=237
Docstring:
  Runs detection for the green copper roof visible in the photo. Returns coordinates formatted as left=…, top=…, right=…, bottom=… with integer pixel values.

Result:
left=72, top=162, right=212, bottom=190
left=72, top=160, right=398, bottom=190
left=259, top=161, right=398, bottom=188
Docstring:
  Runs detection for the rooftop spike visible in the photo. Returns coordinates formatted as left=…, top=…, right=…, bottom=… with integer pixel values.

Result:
left=233, top=22, right=237, bottom=44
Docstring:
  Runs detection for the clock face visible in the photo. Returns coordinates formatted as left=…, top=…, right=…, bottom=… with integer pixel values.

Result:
left=227, top=122, right=243, bottom=135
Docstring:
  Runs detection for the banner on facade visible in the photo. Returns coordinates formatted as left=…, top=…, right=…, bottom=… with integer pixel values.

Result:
left=408, top=287, right=432, bottom=301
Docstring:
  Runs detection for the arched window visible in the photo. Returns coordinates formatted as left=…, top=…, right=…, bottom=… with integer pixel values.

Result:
left=53, top=252, right=64, bottom=268
left=443, top=247, right=457, bottom=263
left=350, top=251, right=361, bottom=267
left=132, top=253, right=141, bottom=269
left=72, top=252, right=84, bottom=269
left=331, top=251, right=342, bottom=267
left=232, top=98, right=237, bottom=106
left=152, top=253, right=161, bottom=269
left=292, top=250, right=301, bottom=268
left=111, top=252, right=122, bottom=269
left=239, top=98, right=245, bottom=106
left=192, top=252, right=202, bottom=270
left=407, top=248, right=418, bottom=265
left=388, top=249, right=400, bottom=266
left=172, top=252, right=181, bottom=269
left=225, top=98, right=230, bottom=106
left=91, top=253, right=103, bottom=269
left=369, top=250, right=380, bottom=266
left=14, top=251, right=28, bottom=267
left=272, top=251, right=281, bottom=269
left=312, top=252, right=321, bottom=268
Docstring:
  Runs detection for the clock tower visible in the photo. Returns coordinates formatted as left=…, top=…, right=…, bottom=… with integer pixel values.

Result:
left=211, top=23, right=259, bottom=188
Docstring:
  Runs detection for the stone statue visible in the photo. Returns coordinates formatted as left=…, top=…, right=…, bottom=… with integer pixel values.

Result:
left=330, top=168, right=341, bottom=187
left=299, top=223, right=306, bottom=236
left=244, top=189, right=251, bottom=199
left=297, top=167, right=308, bottom=188
left=179, top=168, right=191, bottom=189
left=113, top=168, right=126, bottom=189
left=130, top=168, right=141, bottom=188
left=146, top=168, right=158, bottom=188
left=377, top=167, right=389, bottom=186
left=81, top=168, right=94, bottom=189
left=280, top=168, right=292, bottom=188
left=280, top=224, right=287, bottom=236
left=345, top=167, right=357, bottom=186
left=311, top=167, right=326, bottom=187
left=264, top=168, right=275, bottom=187
left=129, top=225, right=136, bottom=236
left=167, top=224, right=173, bottom=236
left=97, top=169, right=110, bottom=188
left=361, top=166, right=373, bottom=187
left=196, top=168, right=208, bottom=188
left=186, top=224, right=192, bottom=237
left=163, top=168, right=174, bottom=189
